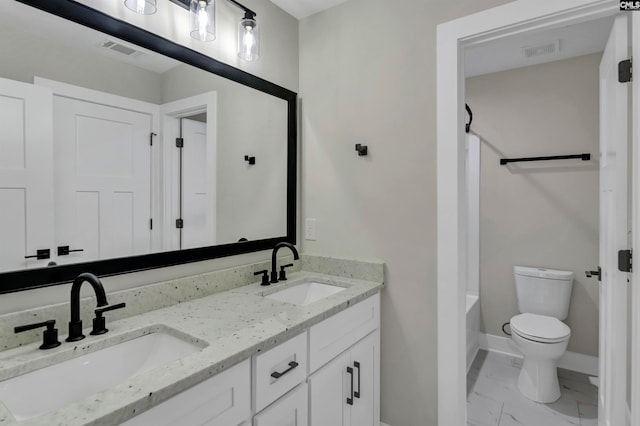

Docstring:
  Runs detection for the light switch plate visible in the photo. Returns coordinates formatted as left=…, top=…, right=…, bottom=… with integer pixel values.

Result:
left=305, top=218, right=317, bottom=241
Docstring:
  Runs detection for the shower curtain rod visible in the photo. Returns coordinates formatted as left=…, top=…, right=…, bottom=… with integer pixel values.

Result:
left=500, top=153, right=591, bottom=165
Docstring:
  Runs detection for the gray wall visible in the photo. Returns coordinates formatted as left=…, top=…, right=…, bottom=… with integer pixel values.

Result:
left=0, top=17, right=162, bottom=104
left=466, top=54, right=601, bottom=357
left=299, top=0, right=511, bottom=425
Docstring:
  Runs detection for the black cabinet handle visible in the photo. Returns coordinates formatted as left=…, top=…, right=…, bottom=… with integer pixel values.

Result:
left=270, top=361, right=299, bottom=379
left=57, top=246, right=84, bottom=256
left=346, top=366, right=354, bottom=405
left=354, top=361, right=361, bottom=399
left=24, top=249, right=50, bottom=260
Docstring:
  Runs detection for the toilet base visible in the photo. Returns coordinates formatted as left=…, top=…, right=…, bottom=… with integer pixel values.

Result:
left=517, top=358, right=561, bottom=403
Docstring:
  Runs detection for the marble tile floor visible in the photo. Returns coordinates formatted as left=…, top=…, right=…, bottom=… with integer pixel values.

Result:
left=467, top=350, right=598, bottom=426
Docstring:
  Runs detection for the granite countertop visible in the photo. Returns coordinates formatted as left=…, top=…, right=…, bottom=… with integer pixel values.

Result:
left=0, top=270, right=383, bottom=426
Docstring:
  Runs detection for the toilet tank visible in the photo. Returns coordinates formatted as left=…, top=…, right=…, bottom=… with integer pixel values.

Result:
left=514, top=266, right=574, bottom=320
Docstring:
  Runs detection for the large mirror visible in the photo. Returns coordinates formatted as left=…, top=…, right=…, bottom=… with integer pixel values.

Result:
left=0, top=0, right=297, bottom=293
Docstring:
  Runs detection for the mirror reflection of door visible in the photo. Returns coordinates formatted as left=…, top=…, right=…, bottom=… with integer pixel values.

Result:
left=180, top=116, right=214, bottom=249
left=53, top=96, right=152, bottom=264
left=0, top=78, right=54, bottom=271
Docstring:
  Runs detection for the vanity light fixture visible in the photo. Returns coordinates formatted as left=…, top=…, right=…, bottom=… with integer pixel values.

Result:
left=161, top=0, right=260, bottom=61
left=124, top=0, right=157, bottom=15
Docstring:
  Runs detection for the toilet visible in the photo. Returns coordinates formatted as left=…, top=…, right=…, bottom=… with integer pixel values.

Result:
left=510, top=266, right=573, bottom=403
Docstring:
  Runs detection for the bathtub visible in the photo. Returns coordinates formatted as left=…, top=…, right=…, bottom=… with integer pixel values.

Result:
left=466, top=293, right=480, bottom=372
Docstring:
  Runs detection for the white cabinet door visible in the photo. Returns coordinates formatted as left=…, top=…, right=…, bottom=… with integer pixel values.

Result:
left=254, top=383, right=308, bottom=426
left=309, top=350, right=350, bottom=426
left=349, top=331, right=379, bottom=426
left=0, top=77, right=54, bottom=271
left=121, top=360, right=251, bottom=426
left=309, top=331, right=380, bottom=426
left=53, top=96, right=152, bottom=264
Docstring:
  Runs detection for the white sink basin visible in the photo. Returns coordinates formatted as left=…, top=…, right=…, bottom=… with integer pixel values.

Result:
left=266, top=282, right=346, bottom=306
left=0, top=331, right=202, bottom=420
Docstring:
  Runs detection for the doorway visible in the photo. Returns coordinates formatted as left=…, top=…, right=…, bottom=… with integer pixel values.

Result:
left=436, top=2, right=638, bottom=425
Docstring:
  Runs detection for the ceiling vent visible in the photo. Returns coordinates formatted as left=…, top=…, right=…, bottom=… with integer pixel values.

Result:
left=522, top=40, right=561, bottom=59
left=99, top=40, right=145, bottom=58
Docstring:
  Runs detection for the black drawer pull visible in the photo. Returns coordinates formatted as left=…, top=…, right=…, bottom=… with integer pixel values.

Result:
left=25, top=249, right=50, bottom=260
left=346, top=366, right=354, bottom=405
left=354, top=361, right=361, bottom=398
left=270, top=361, right=299, bottom=379
left=57, top=246, right=84, bottom=256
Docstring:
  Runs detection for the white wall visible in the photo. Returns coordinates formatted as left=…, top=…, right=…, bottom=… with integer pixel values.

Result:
left=299, top=0, right=511, bottom=424
left=1, top=0, right=298, bottom=314
left=466, top=54, right=601, bottom=357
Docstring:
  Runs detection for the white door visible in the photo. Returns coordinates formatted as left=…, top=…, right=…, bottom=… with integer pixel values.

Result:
left=598, top=14, right=629, bottom=426
left=181, top=118, right=215, bottom=249
left=0, top=77, right=54, bottom=271
left=53, top=96, right=152, bottom=263
left=350, top=332, right=379, bottom=426
left=309, top=350, right=349, bottom=426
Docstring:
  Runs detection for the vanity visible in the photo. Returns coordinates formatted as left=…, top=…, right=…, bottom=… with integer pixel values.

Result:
left=0, top=257, right=383, bottom=425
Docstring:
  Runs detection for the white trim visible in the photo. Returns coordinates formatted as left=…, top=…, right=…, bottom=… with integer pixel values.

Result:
left=478, top=333, right=599, bottom=377
left=380, top=423, right=392, bottom=426
left=631, top=13, right=640, bottom=426
left=436, top=2, right=618, bottom=425
left=160, top=92, right=218, bottom=251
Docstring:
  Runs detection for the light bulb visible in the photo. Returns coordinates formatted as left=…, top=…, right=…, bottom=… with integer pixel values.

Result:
left=190, top=0, right=215, bottom=41
left=124, top=0, right=156, bottom=15
left=238, top=16, right=259, bottom=61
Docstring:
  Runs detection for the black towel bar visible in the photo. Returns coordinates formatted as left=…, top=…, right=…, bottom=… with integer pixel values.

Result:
left=500, top=153, right=590, bottom=165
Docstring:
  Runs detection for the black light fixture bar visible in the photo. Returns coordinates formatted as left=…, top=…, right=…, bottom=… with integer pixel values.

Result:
left=500, top=153, right=591, bottom=165
left=169, top=0, right=256, bottom=17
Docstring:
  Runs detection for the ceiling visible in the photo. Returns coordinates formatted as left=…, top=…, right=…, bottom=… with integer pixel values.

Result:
left=269, top=0, right=350, bottom=19
left=465, top=15, right=615, bottom=78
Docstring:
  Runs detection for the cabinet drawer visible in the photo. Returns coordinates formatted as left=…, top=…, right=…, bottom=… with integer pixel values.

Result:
left=254, top=332, right=308, bottom=413
left=309, top=293, right=380, bottom=373
left=254, top=383, right=308, bottom=426
left=121, top=360, right=251, bottom=426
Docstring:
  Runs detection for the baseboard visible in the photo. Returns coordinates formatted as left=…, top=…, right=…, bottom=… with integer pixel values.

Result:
left=381, top=422, right=392, bottom=426
left=478, top=333, right=599, bottom=376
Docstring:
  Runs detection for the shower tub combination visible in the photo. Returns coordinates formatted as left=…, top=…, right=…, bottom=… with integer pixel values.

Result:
left=466, top=293, right=480, bottom=371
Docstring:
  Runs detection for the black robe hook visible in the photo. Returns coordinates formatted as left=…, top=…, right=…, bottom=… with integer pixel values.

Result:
left=465, top=103, right=473, bottom=134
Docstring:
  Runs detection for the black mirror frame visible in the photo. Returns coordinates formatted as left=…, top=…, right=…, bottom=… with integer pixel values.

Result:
left=1, top=0, right=297, bottom=294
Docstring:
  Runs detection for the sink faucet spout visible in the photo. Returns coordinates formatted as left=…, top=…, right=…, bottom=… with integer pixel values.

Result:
left=271, top=242, right=299, bottom=284
left=67, top=273, right=108, bottom=342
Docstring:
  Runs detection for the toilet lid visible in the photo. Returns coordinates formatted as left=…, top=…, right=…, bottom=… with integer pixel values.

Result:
left=510, top=313, right=571, bottom=343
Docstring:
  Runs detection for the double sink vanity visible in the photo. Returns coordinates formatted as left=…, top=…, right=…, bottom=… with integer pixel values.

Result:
left=0, top=255, right=383, bottom=425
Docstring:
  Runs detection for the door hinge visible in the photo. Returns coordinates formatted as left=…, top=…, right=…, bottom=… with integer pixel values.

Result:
left=618, top=249, right=632, bottom=272
left=619, top=59, right=632, bottom=83
left=176, top=218, right=184, bottom=229
left=176, top=137, right=184, bottom=148
left=150, top=132, right=157, bottom=146
left=150, top=218, right=153, bottom=230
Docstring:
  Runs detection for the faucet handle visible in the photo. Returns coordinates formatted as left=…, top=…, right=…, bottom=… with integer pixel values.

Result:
left=91, top=303, right=126, bottom=336
left=14, top=319, right=61, bottom=350
left=278, top=264, right=294, bottom=281
left=254, top=270, right=270, bottom=286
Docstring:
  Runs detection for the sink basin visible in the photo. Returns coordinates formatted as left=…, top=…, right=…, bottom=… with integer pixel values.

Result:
left=0, top=331, right=202, bottom=420
left=266, top=282, right=346, bottom=306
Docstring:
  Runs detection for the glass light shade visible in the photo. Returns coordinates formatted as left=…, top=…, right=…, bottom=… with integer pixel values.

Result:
left=124, top=0, right=157, bottom=15
left=190, top=0, right=216, bottom=42
left=238, top=16, right=259, bottom=61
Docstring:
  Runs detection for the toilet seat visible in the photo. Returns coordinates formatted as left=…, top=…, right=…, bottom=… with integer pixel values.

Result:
left=511, top=313, right=570, bottom=343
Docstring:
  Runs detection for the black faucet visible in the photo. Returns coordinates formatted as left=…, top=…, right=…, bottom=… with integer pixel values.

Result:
left=66, top=273, right=108, bottom=342
left=270, top=242, right=299, bottom=284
